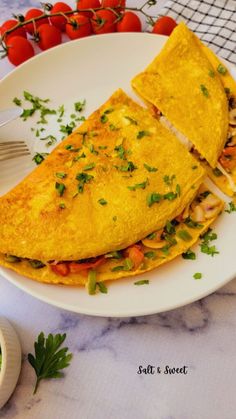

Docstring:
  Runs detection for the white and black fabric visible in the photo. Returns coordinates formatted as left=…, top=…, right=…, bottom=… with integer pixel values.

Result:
left=159, top=0, right=236, bottom=65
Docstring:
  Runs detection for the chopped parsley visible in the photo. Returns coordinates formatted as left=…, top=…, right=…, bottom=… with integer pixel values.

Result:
left=193, top=272, right=202, bottom=280
left=146, top=232, right=156, bottom=240
left=165, top=220, right=176, bottom=235
left=137, top=130, right=151, bottom=139
left=225, top=201, right=236, bottom=214
left=163, top=192, right=177, bottom=201
left=208, top=70, right=215, bottom=78
left=65, top=144, right=81, bottom=152
left=134, top=280, right=149, bottom=285
left=163, top=174, right=176, bottom=186
left=176, top=184, right=181, bottom=197
left=76, top=172, right=94, bottom=193
left=100, top=114, right=108, bottom=123
left=109, top=123, right=119, bottom=131
left=74, top=100, right=86, bottom=112
left=89, top=144, right=99, bottom=155
left=60, top=123, right=75, bottom=136
left=184, top=217, right=203, bottom=229
left=114, top=144, right=126, bottom=160
left=182, top=249, right=196, bottom=260
left=40, top=134, right=57, bottom=147
left=56, top=172, right=67, bottom=179
left=124, top=116, right=138, bottom=125
left=55, top=182, right=66, bottom=197
left=217, top=64, right=227, bottom=75
left=192, top=165, right=198, bottom=170
left=84, top=163, right=95, bottom=171
left=98, top=198, right=107, bottom=205
left=59, top=203, right=66, bottom=209
left=144, top=251, right=156, bottom=259
left=115, top=161, right=137, bottom=172
left=199, top=228, right=219, bottom=256
left=143, top=163, right=158, bottom=172
left=98, top=145, right=107, bottom=150
left=13, top=97, right=22, bottom=106
left=127, top=179, right=149, bottom=191
left=105, top=251, right=122, bottom=259
left=32, top=152, right=48, bottom=165
left=177, top=229, right=192, bottom=242
left=147, top=192, right=162, bottom=207
left=200, top=84, right=209, bottom=97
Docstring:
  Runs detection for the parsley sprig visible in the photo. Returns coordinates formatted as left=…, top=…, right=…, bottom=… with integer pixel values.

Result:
left=199, top=228, right=219, bottom=257
left=28, top=332, right=72, bottom=394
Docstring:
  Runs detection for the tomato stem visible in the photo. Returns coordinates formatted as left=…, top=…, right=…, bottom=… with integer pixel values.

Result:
left=0, top=2, right=158, bottom=44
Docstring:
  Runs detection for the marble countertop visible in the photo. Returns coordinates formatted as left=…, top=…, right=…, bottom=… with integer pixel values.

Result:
left=0, top=1, right=236, bottom=418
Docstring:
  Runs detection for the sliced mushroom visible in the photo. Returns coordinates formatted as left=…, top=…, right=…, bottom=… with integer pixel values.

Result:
left=229, top=108, right=236, bottom=126
left=204, top=207, right=221, bottom=219
left=142, top=239, right=166, bottom=249
left=191, top=205, right=205, bottom=222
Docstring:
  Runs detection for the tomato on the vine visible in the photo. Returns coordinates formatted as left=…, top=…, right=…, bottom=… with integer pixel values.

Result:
left=66, top=14, right=92, bottom=39
left=77, top=0, right=101, bottom=18
left=49, top=2, right=72, bottom=31
left=92, top=10, right=117, bottom=34
left=0, top=19, right=27, bottom=41
left=117, top=11, right=142, bottom=32
left=37, top=24, right=62, bottom=51
left=24, top=8, right=49, bottom=35
left=7, top=36, right=34, bottom=66
left=152, top=16, right=177, bottom=36
left=101, top=0, right=126, bottom=13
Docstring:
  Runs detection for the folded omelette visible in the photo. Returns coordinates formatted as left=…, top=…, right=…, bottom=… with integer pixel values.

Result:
left=132, top=22, right=236, bottom=197
left=0, top=90, right=223, bottom=291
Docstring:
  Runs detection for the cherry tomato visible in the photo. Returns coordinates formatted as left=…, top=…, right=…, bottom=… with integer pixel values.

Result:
left=51, top=263, right=70, bottom=276
left=92, top=9, right=117, bottom=34
left=0, top=19, right=27, bottom=42
left=66, top=14, right=92, bottom=39
left=24, top=8, right=49, bottom=35
left=49, top=2, right=72, bottom=31
left=101, top=0, right=126, bottom=13
left=37, top=24, right=62, bottom=51
left=152, top=16, right=177, bottom=36
left=117, top=11, right=142, bottom=32
left=77, top=0, right=101, bottom=18
left=7, top=36, right=34, bottom=66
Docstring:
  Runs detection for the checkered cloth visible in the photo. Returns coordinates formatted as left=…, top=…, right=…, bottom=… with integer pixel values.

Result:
left=159, top=0, right=236, bottom=65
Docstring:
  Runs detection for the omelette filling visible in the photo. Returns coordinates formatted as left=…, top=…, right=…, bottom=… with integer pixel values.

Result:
left=158, top=93, right=236, bottom=193
left=4, top=187, right=223, bottom=282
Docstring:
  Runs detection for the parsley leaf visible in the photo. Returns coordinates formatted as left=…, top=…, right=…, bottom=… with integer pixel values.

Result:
left=225, top=201, right=236, bottom=214
left=182, top=249, right=196, bottom=260
left=143, top=163, right=158, bottom=172
left=28, top=332, right=72, bottom=394
left=193, top=272, right=202, bottom=280
left=200, top=84, right=209, bottom=97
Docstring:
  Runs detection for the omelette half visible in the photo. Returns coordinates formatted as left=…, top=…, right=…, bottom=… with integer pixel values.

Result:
left=132, top=23, right=236, bottom=197
left=0, top=90, right=223, bottom=292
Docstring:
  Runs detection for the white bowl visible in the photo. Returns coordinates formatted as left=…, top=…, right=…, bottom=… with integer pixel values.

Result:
left=0, top=317, right=21, bottom=409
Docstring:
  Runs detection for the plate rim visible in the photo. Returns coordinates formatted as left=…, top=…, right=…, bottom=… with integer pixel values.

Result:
left=0, top=32, right=235, bottom=317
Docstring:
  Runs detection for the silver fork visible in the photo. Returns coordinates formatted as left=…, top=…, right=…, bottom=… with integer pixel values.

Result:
left=0, top=141, right=30, bottom=162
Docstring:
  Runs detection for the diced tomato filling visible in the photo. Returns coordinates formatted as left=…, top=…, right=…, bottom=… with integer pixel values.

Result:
left=125, top=245, right=144, bottom=269
left=219, top=146, right=236, bottom=171
left=50, top=256, right=106, bottom=277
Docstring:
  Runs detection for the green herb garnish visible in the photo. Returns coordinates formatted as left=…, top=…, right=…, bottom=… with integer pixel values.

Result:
left=137, top=130, right=151, bottom=139
left=55, top=182, right=66, bottom=197
left=177, top=230, right=192, bottom=242
left=28, top=332, right=72, bottom=394
left=225, top=201, right=236, bottom=213
left=208, top=70, right=215, bottom=78
left=200, top=84, right=209, bottom=97
left=105, top=251, right=122, bottom=259
left=115, top=161, right=137, bottom=172
left=134, top=280, right=149, bottom=285
left=29, top=260, right=46, bottom=269
left=199, top=228, right=219, bottom=256
left=193, top=272, right=202, bottom=280
left=217, top=64, right=227, bottom=75
left=98, top=198, right=107, bottom=206
left=128, top=179, right=149, bottom=191
left=56, top=172, right=67, bottom=179
left=87, top=269, right=97, bottom=295
left=143, top=163, right=158, bottom=172
left=124, top=116, right=138, bottom=125
left=147, top=192, right=162, bottom=207
left=76, top=172, right=94, bottom=193
left=84, top=163, right=95, bottom=171
left=184, top=217, right=203, bottom=229
left=32, top=152, right=48, bottom=165
left=163, top=174, right=176, bottom=186
left=182, top=249, right=196, bottom=260
left=144, top=251, right=156, bottom=259
left=74, top=100, right=86, bottom=112
left=163, top=192, right=177, bottom=201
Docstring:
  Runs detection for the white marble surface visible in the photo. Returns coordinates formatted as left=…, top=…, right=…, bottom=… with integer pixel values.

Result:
left=0, top=1, right=236, bottom=418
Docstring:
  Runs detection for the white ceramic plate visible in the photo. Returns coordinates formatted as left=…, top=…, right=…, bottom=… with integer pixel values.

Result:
left=0, top=33, right=236, bottom=317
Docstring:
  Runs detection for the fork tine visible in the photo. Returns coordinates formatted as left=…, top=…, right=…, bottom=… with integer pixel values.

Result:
left=0, top=144, right=29, bottom=153
left=0, top=140, right=30, bottom=162
left=0, top=151, right=31, bottom=162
